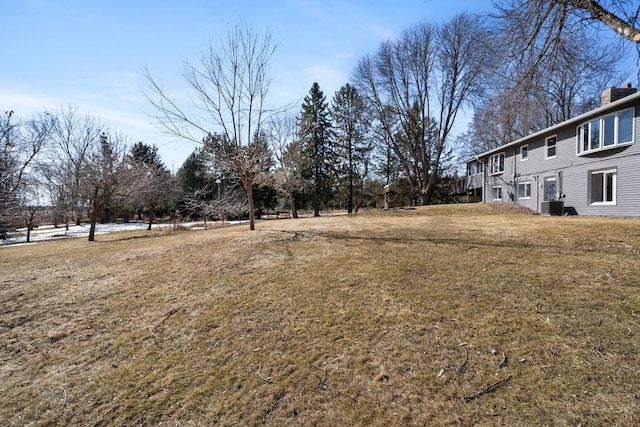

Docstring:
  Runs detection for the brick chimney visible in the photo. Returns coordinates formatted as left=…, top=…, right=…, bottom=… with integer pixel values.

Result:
left=602, top=84, right=637, bottom=106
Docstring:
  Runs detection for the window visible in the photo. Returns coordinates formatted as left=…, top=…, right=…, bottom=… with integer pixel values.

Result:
left=590, top=119, right=600, bottom=150
left=589, top=169, right=616, bottom=205
left=543, top=177, right=557, bottom=201
left=603, top=114, right=615, bottom=146
left=467, top=160, right=483, bottom=175
left=467, top=160, right=484, bottom=175
left=492, top=186, right=502, bottom=201
left=468, top=162, right=476, bottom=175
left=618, top=109, right=634, bottom=144
left=521, top=145, right=528, bottom=161
left=577, top=107, right=635, bottom=154
left=489, top=153, right=504, bottom=174
left=546, top=136, right=557, bottom=159
left=518, top=181, right=531, bottom=199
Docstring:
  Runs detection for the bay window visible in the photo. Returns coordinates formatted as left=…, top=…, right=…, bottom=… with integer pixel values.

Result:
left=577, top=107, right=635, bottom=154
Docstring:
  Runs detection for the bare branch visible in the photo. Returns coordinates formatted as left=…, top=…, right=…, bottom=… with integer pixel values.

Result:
left=145, top=23, right=278, bottom=230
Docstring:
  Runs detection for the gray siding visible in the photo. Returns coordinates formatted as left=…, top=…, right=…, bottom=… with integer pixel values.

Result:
left=484, top=145, right=518, bottom=203
left=474, top=96, right=640, bottom=216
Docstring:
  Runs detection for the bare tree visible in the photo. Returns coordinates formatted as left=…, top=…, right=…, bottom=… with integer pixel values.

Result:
left=45, top=106, right=104, bottom=226
left=0, top=111, right=54, bottom=239
left=267, top=112, right=303, bottom=218
left=83, top=132, right=133, bottom=241
left=145, top=24, right=277, bottom=230
left=183, top=187, right=248, bottom=228
left=20, top=185, right=44, bottom=243
left=494, top=1, right=640, bottom=46
left=491, top=0, right=639, bottom=88
left=354, top=14, right=488, bottom=205
left=460, top=6, right=627, bottom=159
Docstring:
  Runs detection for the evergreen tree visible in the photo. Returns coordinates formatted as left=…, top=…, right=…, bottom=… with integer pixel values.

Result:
left=175, top=148, right=211, bottom=197
left=130, top=141, right=163, bottom=167
left=298, top=82, right=334, bottom=217
left=331, top=83, right=372, bottom=213
left=128, top=142, right=176, bottom=229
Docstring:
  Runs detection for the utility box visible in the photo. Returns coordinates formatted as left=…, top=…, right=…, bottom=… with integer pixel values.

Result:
left=541, top=201, right=564, bottom=216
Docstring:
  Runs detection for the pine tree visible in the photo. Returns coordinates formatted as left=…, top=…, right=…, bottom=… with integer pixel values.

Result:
left=331, top=83, right=372, bottom=213
left=298, top=83, right=334, bottom=217
left=128, top=142, right=176, bottom=229
left=175, top=149, right=211, bottom=197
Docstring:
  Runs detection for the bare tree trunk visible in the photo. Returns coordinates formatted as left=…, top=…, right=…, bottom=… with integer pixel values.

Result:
left=246, top=183, right=256, bottom=231
left=88, top=185, right=100, bottom=242
left=288, top=191, right=298, bottom=219
left=147, top=209, right=154, bottom=231
left=25, top=209, right=36, bottom=243
left=88, top=200, right=99, bottom=242
left=347, top=138, right=354, bottom=214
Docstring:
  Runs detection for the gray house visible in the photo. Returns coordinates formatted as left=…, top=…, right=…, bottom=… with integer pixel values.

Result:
left=466, top=85, right=639, bottom=216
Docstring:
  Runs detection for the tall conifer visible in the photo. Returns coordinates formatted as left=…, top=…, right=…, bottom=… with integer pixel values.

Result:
left=298, top=82, right=334, bottom=217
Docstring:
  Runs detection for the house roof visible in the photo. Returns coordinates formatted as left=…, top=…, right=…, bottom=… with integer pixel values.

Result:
left=469, top=91, right=640, bottom=161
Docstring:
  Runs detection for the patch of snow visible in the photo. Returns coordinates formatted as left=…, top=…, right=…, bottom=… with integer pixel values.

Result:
left=1, top=220, right=247, bottom=247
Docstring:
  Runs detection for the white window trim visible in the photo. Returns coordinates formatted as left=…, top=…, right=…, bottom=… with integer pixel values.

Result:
left=492, top=185, right=502, bottom=201
left=576, top=107, right=635, bottom=156
left=545, top=135, right=557, bottom=159
left=489, top=152, right=505, bottom=175
left=517, top=181, right=531, bottom=200
left=589, top=168, right=617, bottom=206
left=520, top=144, right=528, bottom=161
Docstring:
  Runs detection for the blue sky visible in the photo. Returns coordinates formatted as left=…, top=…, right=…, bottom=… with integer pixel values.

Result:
left=2, top=0, right=493, bottom=169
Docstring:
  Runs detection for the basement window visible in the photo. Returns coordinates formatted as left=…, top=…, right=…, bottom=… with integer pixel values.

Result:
left=589, top=169, right=616, bottom=205
left=492, top=186, right=502, bottom=201
left=518, top=181, right=531, bottom=199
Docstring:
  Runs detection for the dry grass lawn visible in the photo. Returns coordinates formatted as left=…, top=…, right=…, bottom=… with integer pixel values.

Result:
left=2, top=204, right=640, bottom=426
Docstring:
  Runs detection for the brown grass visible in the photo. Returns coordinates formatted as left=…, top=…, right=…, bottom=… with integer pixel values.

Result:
left=2, top=204, right=640, bottom=426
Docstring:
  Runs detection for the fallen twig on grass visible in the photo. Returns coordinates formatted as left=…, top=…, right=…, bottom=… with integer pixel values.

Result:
left=462, top=374, right=511, bottom=401
left=313, top=366, right=358, bottom=403
left=497, top=352, right=507, bottom=370
left=148, top=321, right=162, bottom=348
left=456, top=348, right=469, bottom=375
left=256, top=363, right=275, bottom=383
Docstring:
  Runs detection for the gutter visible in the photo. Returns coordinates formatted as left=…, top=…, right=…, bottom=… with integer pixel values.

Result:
left=470, top=91, right=640, bottom=160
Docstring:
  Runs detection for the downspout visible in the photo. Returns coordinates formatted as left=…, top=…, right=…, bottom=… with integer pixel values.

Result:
left=512, top=145, right=518, bottom=204
left=479, top=156, right=485, bottom=203
left=557, top=171, right=563, bottom=200
left=535, top=175, right=539, bottom=213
